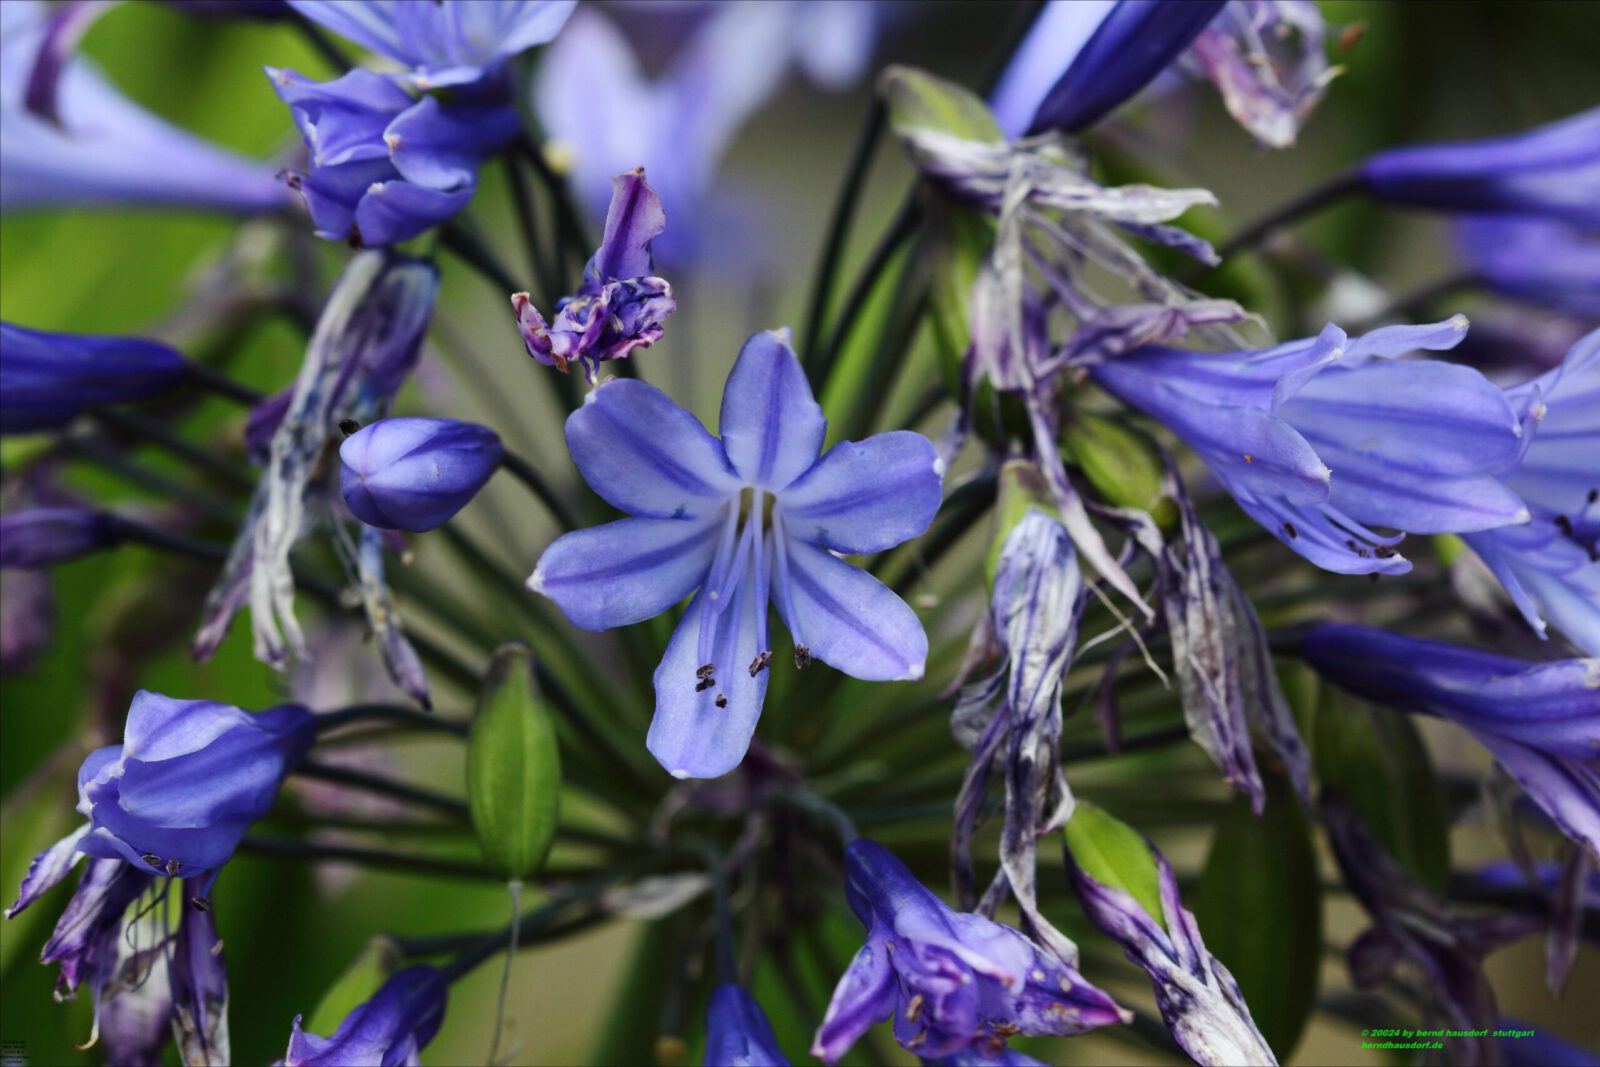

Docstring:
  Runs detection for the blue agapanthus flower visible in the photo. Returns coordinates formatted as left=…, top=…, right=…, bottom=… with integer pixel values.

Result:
left=268, top=67, right=520, bottom=246
left=1359, top=107, right=1600, bottom=228
left=1303, top=623, right=1600, bottom=859
left=0, top=507, right=119, bottom=569
left=0, top=0, right=286, bottom=214
left=1, top=321, right=190, bottom=435
left=531, top=328, right=942, bottom=779
left=512, top=169, right=676, bottom=382
left=284, top=965, right=447, bottom=1066
left=288, top=0, right=576, bottom=90
left=1466, top=328, right=1600, bottom=655
left=990, top=0, right=1227, bottom=138
left=813, top=839, right=1128, bottom=1064
left=705, top=983, right=790, bottom=1067
left=1092, top=317, right=1531, bottom=574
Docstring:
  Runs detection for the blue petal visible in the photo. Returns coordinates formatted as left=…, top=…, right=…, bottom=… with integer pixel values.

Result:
left=705, top=984, right=791, bottom=1067
left=385, top=97, right=520, bottom=190
left=585, top=168, right=666, bottom=285
left=352, top=178, right=474, bottom=247
left=287, top=1, right=411, bottom=65
left=777, top=431, right=944, bottom=555
left=265, top=67, right=409, bottom=168
left=647, top=555, right=769, bottom=780
left=989, top=0, right=1118, bottom=138
left=812, top=931, right=896, bottom=1064
left=530, top=515, right=720, bottom=632
left=775, top=538, right=926, bottom=682
left=565, top=378, right=740, bottom=519
left=719, top=329, right=826, bottom=491
left=1474, top=730, right=1600, bottom=861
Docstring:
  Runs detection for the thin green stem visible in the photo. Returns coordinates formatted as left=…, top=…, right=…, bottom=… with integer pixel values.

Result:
left=66, top=436, right=241, bottom=524
left=499, top=449, right=578, bottom=531
left=808, top=197, right=924, bottom=390
left=183, top=361, right=265, bottom=406
left=240, top=835, right=500, bottom=881
left=94, top=408, right=254, bottom=492
left=293, top=760, right=471, bottom=822
left=1208, top=169, right=1361, bottom=265
left=110, top=516, right=229, bottom=563
left=487, top=880, right=522, bottom=1066
left=313, top=703, right=471, bottom=737
left=503, top=153, right=550, bottom=295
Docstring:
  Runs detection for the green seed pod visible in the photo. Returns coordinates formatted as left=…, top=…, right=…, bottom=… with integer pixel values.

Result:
left=1060, top=410, right=1175, bottom=530
left=467, top=641, right=561, bottom=881
left=985, top=459, right=1058, bottom=588
left=1063, top=802, right=1165, bottom=931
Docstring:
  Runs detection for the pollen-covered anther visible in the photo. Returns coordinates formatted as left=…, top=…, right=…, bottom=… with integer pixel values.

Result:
left=906, top=993, right=924, bottom=1022
left=748, top=651, right=772, bottom=677
left=794, top=644, right=813, bottom=670
left=141, top=853, right=162, bottom=869
left=714, top=693, right=728, bottom=709
left=164, top=859, right=182, bottom=877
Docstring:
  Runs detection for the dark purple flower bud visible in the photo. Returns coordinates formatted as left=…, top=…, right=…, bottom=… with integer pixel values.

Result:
left=991, top=0, right=1227, bottom=138
left=284, top=965, right=447, bottom=1066
left=0, top=507, right=121, bottom=568
left=0, top=563, right=53, bottom=672
left=813, top=839, right=1128, bottom=1064
left=170, top=893, right=230, bottom=1065
left=1323, top=793, right=1540, bottom=1059
left=924, top=1050, right=1048, bottom=1066
left=705, top=983, right=790, bottom=1066
left=1302, top=624, right=1600, bottom=858
left=1065, top=813, right=1278, bottom=1065
left=1455, top=215, right=1600, bottom=317
left=339, top=417, right=503, bottom=532
left=513, top=168, right=676, bottom=382
left=75, top=690, right=315, bottom=876
left=1360, top=107, right=1600, bottom=228
left=0, top=322, right=189, bottom=434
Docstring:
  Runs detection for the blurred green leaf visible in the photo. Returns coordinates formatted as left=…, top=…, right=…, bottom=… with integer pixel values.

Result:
left=925, top=202, right=993, bottom=398
left=1192, top=772, right=1321, bottom=1061
left=467, top=642, right=561, bottom=882
left=1313, top=686, right=1449, bottom=890
left=1063, top=802, right=1165, bottom=931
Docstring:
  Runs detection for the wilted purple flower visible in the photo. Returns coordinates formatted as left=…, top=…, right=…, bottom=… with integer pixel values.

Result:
left=531, top=328, right=941, bottom=779
left=284, top=965, right=447, bottom=1066
left=0, top=321, right=189, bottom=434
left=34, top=857, right=152, bottom=1002
left=70, top=690, right=315, bottom=877
left=1092, top=317, right=1532, bottom=574
left=705, top=984, right=790, bottom=1067
left=1180, top=0, right=1336, bottom=149
left=990, top=0, right=1227, bottom=138
left=339, top=417, right=503, bottom=532
left=1455, top=216, right=1600, bottom=317
left=1465, top=329, right=1600, bottom=655
left=0, top=564, right=53, bottom=673
left=536, top=3, right=878, bottom=263
left=952, top=503, right=1085, bottom=964
left=512, top=169, right=676, bottom=382
left=1065, top=823, right=1278, bottom=1065
left=813, top=839, right=1128, bottom=1064
left=1323, top=793, right=1540, bottom=1061
left=1359, top=107, right=1600, bottom=228
left=170, top=894, right=230, bottom=1065
left=289, top=0, right=575, bottom=91
left=0, top=507, right=119, bottom=568
left=0, top=0, right=287, bottom=213
left=268, top=67, right=520, bottom=246
left=197, top=252, right=437, bottom=675
left=1303, top=623, right=1600, bottom=858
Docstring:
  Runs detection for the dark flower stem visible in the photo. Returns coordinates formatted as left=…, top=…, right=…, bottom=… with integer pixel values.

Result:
left=806, top=197, right=925, bottom=391
left=502, top=153, right=552, bottom=297
left=514, top=134, right=593, bottom=273
left=313, top=703, right=471, bottom=737
left=1209, top=169, right=1362, bottom=265
left=184, top=361, right=265, bottom=406
left=499, top=449, right=579, bottom=531
left=65, top=437, right=240, bottom=524
left=802, top=97, right=887, bottom=375
left=94, top=407, right=255, bottom=491
left=109, top=516, right=230, bottom=563
left=293, top=759, right=471, bottom=822
left=439, top=222, right=523, bottom=295
left=239, top=834, right=502, bottom=880
left=770, top=787, right=858, bottom=847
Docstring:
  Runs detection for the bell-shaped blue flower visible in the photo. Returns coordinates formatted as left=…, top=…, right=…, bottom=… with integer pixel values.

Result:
left=1358, top=107, right=1600, bottom=228
left=512, top=169, right=676, bottom=382
left=340, top=417, right=503, bottom=532
left=268, top=67, right=520, bottom=246
left=990, top=0, right=1226, bottom=138
left=531, top=328, right=942, bottom=779
left=289, top=0, right=575, bottom=91
left=813, top=839, right=1128, bottom=1064
left=284, top=965, right=447, bottom=1066
left=0, top=507, right=120, bottom=569
left=1455, top=215, right=1600, bottom=318
left=705, top=983, right=790, bottom=1067
left=0, top=0, right=287, bottom=214
left=72, top=690, right=315, bottom=877
left=1302, top=623, right=1600, bottom=858
left=1092, top=317, right=1531, bottom=575
left=1, top=321, right=190, bottom=434
left=1465, top=329, right=1600, bottom=654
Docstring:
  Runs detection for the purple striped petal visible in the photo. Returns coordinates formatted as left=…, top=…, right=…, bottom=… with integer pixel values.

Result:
left=777, top=431, right=944, bottom=555
left=719, top=329, right=826, bottom=492
left=5, top=823, right=87, bottom=918
left=775, top=537, right=926, bottom=683
left=530, top=516, right=719, bottom=632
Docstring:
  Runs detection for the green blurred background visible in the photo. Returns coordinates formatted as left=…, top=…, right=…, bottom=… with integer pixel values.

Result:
left=2, top=2, right=1597, bottom=1064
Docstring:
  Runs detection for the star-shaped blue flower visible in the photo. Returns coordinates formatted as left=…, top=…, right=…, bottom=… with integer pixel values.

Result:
left=530, top=328, right=944, bottom=779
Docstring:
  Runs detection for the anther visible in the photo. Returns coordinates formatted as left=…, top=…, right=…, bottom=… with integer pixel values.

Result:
left=1555, top=514, right=1574, bottom=536
left=714, top=693, right=728, bottom=709
left=339, top=418, right=361, bottom=437
left=1375, top=545, right=1396, bottom=559
left=696, top=664, right=715, bottom=679
left=794, top=644, right=813, bottom=670
left=1282, top=522, right=1298, bottom=539
left=190, top=896, right=211, bottom=912
left=695, top=676, right=716, bottom=693
left=748, top=651, right=772, bottom=677
left=1588, top=489, right=1598, bottom=504
left=165, top=859, right=182, bottom=877
left=141, top=853, right=162, bottom=869
left=211, top=939, right=225, bottom=957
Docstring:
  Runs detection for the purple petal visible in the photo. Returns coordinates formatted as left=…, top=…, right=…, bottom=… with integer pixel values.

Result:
left=565, top=378, right=741, bottom=519
left=989, top=0, right=1118, bottom=138
left=385, top=96, right=521, bottom=190
left=530, top=516, right=719, bottom=631
left=777, top=431, right=944, bottom=555
left=775, top=538, right=926, bottom=683
left=1474, top=732, right=1600, bottom=860
left=705, top=984, right=790, bottom=1067
left=5, top=824, right=88, bottom=918
left=719, top=329, right=826, bottom=492
left=586, top=168, right=666, bottom=285
left=265, top=66, right=409, bottom=168
left=812, top=932, right=896, bottom=1065
left=352, top=178, right=475, bottom=247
